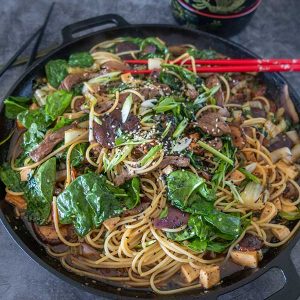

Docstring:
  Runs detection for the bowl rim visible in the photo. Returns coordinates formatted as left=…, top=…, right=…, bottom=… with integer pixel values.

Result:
left=176, top=0, right=262, bottom=19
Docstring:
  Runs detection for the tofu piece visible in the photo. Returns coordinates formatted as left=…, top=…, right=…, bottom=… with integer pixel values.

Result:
left=199, top=265, right=220, bottom=289
left=259, top=202, right=277, bottom=222
left=228, top=170, right=246, bottom=185
left=276, top=160, right=298, bottom=179
left=181, top=264, right=199, bottom=283
left=272, top=226, right=290, bottom=241
left=20, top=169, right=32, bottom=181
left=281, top=199, right=298, bottom=213
left=230, top=250, right=258, bottom=268
left=272, top=198, right=282, bottom=211
left=103, top=217, right=120, bottom=231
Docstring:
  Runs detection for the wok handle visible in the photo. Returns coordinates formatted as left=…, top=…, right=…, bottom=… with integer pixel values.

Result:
left=266, top=256, right=300, bottom=300
left=61, top=14, right=130, bottom=43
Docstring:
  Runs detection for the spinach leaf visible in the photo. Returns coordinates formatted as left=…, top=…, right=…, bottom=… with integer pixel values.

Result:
left=68, top=52, right=94, bottom=68
left=161, top=64, right=200, bottom=85
left=188, top=239, right=207, bottom=252
left=187, top=48, right=218, bottom=59
left=45, top=90, right=73, bottom=121
left=0, top=163, right=23, bottom=192
left=70, top=143, right=88, bottom=167
left=124, top=177, right=141, bottom=209
left=17, top=108, right=52, bottom=130
left=159, top=72, right=182, bottom=91
left=166, top=170, right=207, bottom=210
left=52, top=117, right=74, bottom=132
left=166, top=228, right=196, bottom=241
left=57, top=173, right=123, bottom=236
left=45, top=59, right=68, bottom=88
left=140, top=37, right=168, bottom=58
left=25, top=158, right=56, bottom=224
left=72, top=83, right=84, bottom=96
left=22, top=123, right=44, bottom=154
left=4, top=96, right=31, bottom=119
left=207, top=240, right=230, bottom=253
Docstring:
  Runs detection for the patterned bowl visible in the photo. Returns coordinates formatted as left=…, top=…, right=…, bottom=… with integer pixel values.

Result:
left=171, top=0, right=262, bottom=37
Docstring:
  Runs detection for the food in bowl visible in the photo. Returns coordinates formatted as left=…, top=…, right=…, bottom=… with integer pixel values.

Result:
left=1, top=36, right=299, bottom=294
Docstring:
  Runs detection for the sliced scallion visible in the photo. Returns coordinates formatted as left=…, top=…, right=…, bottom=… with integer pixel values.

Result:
left=140, top=144, right=162, bottom=166
left=172, top=118, right=188, bottom=138
left=121, top=94, right=133, bottom=123
left=238, top=167, right=260, bottom=184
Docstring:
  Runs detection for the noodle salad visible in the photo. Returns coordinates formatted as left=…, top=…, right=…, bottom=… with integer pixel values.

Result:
left=1, top=37, right=300, bottom=294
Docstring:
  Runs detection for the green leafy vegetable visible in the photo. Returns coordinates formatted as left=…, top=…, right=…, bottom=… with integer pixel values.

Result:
left=140, top=37, right=168, bottom=58
left=4, top=96, right=31, bottom=119
left=153, top=97, right=181, bottom=113
left=52, top=117, right=74, bottom=131
left=187, top=48, right=218, bottom=59
left=25, top=158, right=56, bottom=224
left=279, top=210, right=300, bottom=220
left=0, top=163, right=23, bottom=192
left=17, top=108, right=52, bottom=130
left=57, top=173, right=124, bottom=236
left=45, top=59, right=68, bottom=88
left=70, top=143, right=88, bottom=167
left=159, top=72, right=181, bottom=91
left=45, top=90, right=73, bottom=121
left=22, top=123, right=44, bottom=154
left=68, top=52, right=94, bottom=68
left=124, top=177, right=141, bottom=209
left=161, top=64, right=199, bottom=85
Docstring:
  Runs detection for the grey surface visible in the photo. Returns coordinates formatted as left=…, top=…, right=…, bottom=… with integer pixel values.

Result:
left=0, top=0, right=299, bottom=299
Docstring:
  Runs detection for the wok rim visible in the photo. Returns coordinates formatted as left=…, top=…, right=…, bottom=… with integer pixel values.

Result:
left=1, top=23, right=299, bottom=299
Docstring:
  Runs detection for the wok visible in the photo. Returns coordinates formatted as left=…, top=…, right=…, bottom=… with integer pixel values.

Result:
left=0, top=14, right=299, bottom=299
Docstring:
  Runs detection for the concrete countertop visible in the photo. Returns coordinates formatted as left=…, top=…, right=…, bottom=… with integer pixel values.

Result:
left=0, top=0, right=299, bottom=299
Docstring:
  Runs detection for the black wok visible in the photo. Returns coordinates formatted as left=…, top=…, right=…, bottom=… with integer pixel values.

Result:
left=0, top=14, right=299, bottom=300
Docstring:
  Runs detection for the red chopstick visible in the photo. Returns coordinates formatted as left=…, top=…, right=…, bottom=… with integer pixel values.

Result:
left=124, top=64, right=300, bottom=74
left=123, top=58, right=300, bottom=74
left=124, top=58, right=300, bottom=66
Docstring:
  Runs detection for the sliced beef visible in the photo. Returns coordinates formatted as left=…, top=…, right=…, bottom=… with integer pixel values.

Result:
left=122, top=197, right=151, bottom=217
left=153, top=206, right=189, bottom=229
left=158, top=156, right=190, bottom=169
left=229, top=125, right=246, bottom=149
left=139, top=83, right=171, bottom=99
left=205, top=75, right=224, bottom=106
left=101, top=60, right=128, bottom=72
left=197, top=112, right=231, bottom=137
left=251, top=107, right=267, bottom=118
left=142, top=44, right=156, bottom=55
left=113, top=168, right=134, bottom=186
left=254, top=84, right=267, bottom=97
left=168, top=45, right=190, bottom=56
left=283, top=180, right=299, bottom=200
left=73, top=96, right=85, bottom=112
left=115, top=42, right=139, bottom=59
left=185, top=84, right=198, bottom=100
left=93, top=109, right=140, bottom=149
left=266, top=133, right=294, bottom=152
left=238, top=233, right=263, bottom=251
left=119, top=92, right=141, bottom=104
left=208, top=137, right=223, bottom=150
left=30, top=124, right=76, bottom=162
left=94, top=100, right=114, bottom=114
left=80, top=243, right=100, bottom=259
left=60, top=72, right=99, bottom=91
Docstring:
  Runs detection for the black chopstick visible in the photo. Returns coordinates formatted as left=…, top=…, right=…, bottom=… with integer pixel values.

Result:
left=0, top=27, right=41, bottom=78
left=26, top=2, right=56, bottom=67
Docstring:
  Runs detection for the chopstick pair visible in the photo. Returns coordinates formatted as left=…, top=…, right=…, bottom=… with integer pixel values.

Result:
left=0, top=2, right=55, bottom=78
left=123, top=58, right=300, bottom=74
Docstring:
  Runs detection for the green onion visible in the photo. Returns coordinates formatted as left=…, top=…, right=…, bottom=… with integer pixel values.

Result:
left=115, top=138, right=152, bottom=147
left=238, top=167, right=260, bottom=184
left=159, top=207, right=169, bottom=219
left=105, top=145, right=134, bottom=171
left=197, top=140, right=234, bottom=165
left=279, top=210, right=300, bottom=221
left=172, top=118, right=188, bottom=138
left=140, top=144, right=162, bottom=166
left=121, top=94, right=133, bottom=123
left=225, top=181, right=243, bottom=203
left=161, top=121, right=172, bottom=139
